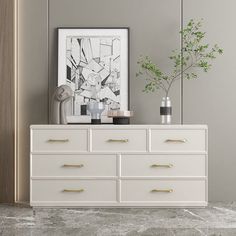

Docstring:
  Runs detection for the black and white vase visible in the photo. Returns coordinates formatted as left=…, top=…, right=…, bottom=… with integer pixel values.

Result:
left=160, top=97, right=172, bottom=124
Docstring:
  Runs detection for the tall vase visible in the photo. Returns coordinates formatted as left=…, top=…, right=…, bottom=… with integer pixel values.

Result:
left=160, top=97, right=172, bottom=124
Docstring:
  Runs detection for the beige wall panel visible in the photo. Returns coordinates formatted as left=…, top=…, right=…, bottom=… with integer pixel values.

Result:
left=18, top=0, right=48, bottom=201
left=16, top=0, right=236, bottom=202
left=17, top=0, right=181, bottom=200
left=183, top=0, right=236, bottom=201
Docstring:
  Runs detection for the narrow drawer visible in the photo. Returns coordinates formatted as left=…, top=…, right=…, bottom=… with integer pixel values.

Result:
left=31, top=154, right=117, bottom=177
left=31, top=129, right=88, bottom=152
left=91, top=129, right=147, bottom=152
left=151, top=129, right=206, bottom=152
left=121, top=155, right=206, bottom=177
left=121, top=180, right=205, bottom=202
left=31, top=180, right=117, bottom=202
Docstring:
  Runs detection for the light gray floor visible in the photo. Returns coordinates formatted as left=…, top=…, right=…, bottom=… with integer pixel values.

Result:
left=1, top=203, right=236, bottom=236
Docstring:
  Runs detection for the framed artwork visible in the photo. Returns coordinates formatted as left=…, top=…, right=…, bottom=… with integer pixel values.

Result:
left=58, top=27, right=129, bottom=123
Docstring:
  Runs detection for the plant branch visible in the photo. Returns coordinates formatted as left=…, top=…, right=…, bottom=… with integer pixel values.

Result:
left=144, top=70, right=168, bottom=93
left=137, top=19, right=223, bottom=97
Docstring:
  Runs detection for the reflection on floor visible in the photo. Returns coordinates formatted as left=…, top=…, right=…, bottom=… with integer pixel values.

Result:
left=1, top=203, right=236, bottom=236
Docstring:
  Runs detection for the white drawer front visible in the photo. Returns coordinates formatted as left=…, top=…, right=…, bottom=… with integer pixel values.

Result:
left=31, top=154, right=117, bottom=177
left=31, top=129, right=88, bottom=152
left=121, top=155, right=206, bottom=177
left=31, top=180, right=117, bottom=202
left=151, top=129, right=206, bottom=152
left=121, top=180, right=205, bottom=202
left=91, top=129, right=147, bottom=152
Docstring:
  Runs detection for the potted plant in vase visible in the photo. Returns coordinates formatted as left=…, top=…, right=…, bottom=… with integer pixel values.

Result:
left=136, top=19, right=223, bottom=124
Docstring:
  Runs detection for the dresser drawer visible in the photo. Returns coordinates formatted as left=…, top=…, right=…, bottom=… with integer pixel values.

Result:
left=121, top=155, right=206, bottom=177
left=31, top=129, right=88, bottom=152
left=151, top=129, right=206, bottom=152
left=31, top=154, right=117, bottom=177
left=91, top=129, right=147, bottom=152
left=31, top=180, right=117, bottom=202
left=121, top=180, right=205, bottom=202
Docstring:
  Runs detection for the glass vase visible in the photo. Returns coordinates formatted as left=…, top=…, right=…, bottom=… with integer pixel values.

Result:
left=160, top=97, right=172, bottom=124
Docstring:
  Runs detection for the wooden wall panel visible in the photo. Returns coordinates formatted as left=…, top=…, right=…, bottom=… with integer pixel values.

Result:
left=0, top=0, right=15, bottom=203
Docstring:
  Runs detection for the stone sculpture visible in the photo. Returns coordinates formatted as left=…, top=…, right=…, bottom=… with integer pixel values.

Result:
left=50, top=85, right=73, bottom=124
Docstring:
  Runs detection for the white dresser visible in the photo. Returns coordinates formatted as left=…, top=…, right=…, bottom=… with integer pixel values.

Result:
left=30, top=125, right=208, bottom=207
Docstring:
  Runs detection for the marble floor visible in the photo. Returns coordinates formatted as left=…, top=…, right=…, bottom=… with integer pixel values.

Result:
left=0, top=203, right=236, bottom=236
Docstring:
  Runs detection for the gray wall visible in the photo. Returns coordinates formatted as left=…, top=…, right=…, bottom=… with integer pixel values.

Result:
left=48, top=0, right=181, bottom=124
left=183, top=0, right=236, bottom=201
left=17, top=0, right=236, bottom=201
left=18, top=0, right=48, bottom=201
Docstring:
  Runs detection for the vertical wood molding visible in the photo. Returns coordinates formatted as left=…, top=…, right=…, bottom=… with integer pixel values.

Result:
left=48, top=0, right=50, bottom=122
left=180, top=0, right=184, bottom=124
left=0, top=0, right=15, bottom=203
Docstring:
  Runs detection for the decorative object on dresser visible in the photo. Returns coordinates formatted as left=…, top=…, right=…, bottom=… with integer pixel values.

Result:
left=136, top=19, right=223, bottom=123
left=87, top=101, right=105, bottom=124
left=107, top=110, right=133, bottom=124
left=160, top=97, right=172, bottom=124
left=30, top=125, right=208, bottom=207
left=58, top=27, right=129, bottom=124
left=50, top=85, right=73, bottom=124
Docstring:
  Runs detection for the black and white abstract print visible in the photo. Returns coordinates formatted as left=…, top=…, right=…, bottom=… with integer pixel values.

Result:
left=66, top=36, right=121, bottom=115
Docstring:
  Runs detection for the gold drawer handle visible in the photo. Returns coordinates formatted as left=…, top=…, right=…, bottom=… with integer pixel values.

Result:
left=165, top=139, right=187, bottom=143
left=107, top=139, right=129, bottom=143
left=151, top=189, right=173, bottom=193
left=47, top=139, right=69, bottom=143
left=151, top=164, right=173, bottom=168
left=63, top=189, right=84, bottom=193
left=62, top=164, right=84, bottom=168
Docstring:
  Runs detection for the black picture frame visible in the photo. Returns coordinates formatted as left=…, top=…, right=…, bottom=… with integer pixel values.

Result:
left=57, top=27, right=130, bottom=123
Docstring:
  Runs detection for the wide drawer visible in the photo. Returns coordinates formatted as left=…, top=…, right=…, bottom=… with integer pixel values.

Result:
left=121, top=155, right=206, bottom=177
left=91, top=129, right=147, bottom=152
left=151, top=129, right=206, bottom=152
left=31, top=154, right=117, bottom=177
left=31, top=179, right=117, bottom=202
left=31, top=129, right=88, bottom=152
left=121, top=180, right=206, bottom=202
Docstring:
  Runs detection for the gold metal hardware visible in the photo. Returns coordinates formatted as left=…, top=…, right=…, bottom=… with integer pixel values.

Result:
left=151, top=189, right=173, bottom=193
left=151, top=164, right=173, bottom=168
left=62, top=189, right=84, bottom=193
left=62, top=164, right=84, bottom=168
left=165, top=139, right=187, bottom=143
left=107, top=139, right=129, bottom=143
left=47, top=139, right=69, bottom=143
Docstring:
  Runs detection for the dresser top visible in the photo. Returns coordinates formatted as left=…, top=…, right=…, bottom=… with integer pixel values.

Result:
left=30, top=124, right=207, bottom=130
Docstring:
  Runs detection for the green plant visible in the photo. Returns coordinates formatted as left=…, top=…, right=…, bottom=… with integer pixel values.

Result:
left=136, top=19, right=223, bottom=97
